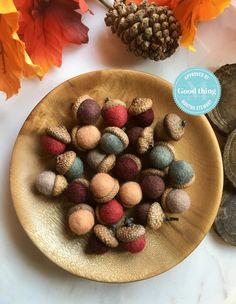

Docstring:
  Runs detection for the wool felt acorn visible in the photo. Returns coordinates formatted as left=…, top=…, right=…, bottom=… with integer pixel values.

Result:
left=162, top=188, right=191, bottom=213
left=135, top=202, right=178, bottom=229
left=41, top=125, right=71, bottom=156
left=72, top=95, right=101, bottom=125
left=128, top=97, right=154, bottom=127
left=126, top=126, right=154, bottom=154
left=118, top=181, right=142, bottom=208
left=68, top=204, right=95, bottom=236
left=56, top=151, right=84, bottom=180
left=100, top=126, right=129, bottom=155
left=102, top=98, right=128, bottom=128
left=86, top=224, right=118, bottom=254
left=116, top=219, right=146, bottom=253
left=149, top=142, right=175, bottom=169
left=86, top=149, right=116, bottom=173
left=168, top=160, right=195, bottom=188
left=90, top=173, right=120, bottom=203
left=140, top=169, right=165, bottom=200
left=96, top=199, right=124, bottom=225
left=114, top=154, right=142, bottom=181
left=35, top=170, right=68, bottom=197
left=71, top=125, right=101, bottom=151
left=155, top=113, right=187, bottom=141
left=67, top=178, right=89, bottom=204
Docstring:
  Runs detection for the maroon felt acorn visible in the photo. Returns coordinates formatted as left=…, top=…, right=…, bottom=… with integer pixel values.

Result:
left=127, top=126, right=154, bottom=154
left=140, top=169, right=165, bottom=200
left=67, top=178, right=89, bottom=204
left=114, top=154, right=142, bottom=181
left=128, top=97, right=154, bottom=127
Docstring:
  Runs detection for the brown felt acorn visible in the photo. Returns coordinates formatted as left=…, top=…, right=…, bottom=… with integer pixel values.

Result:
left=118, top=181, right=142, bottom=208
left=127, top=126, right=154, bottom=154
left=72, top=95, right=101, bottom=125
left=114, top=154, right=142, bottom=181
left=100, top=126, right=129, bottom=155
left=140, top=169, right=165, bottom=200
left=90, top=173, right=120, bottom=203
left=71, top=125, right=101, bottom=151
left=67, top=178, right=89, bottom=204
left=35, top=170, right=68, bottom=197
left=162, top=188, right=191, bottom=213
left=87, top=224, right=119, bottom=254
left=68, top=204, right=95, bottom=236
left=135, top=202, right=178, bottom=229
left=86, top=149, right=116, bottom=173
left=102, top=98, right=128, bottom=128
left=155, top=113, right=187, bottom=141
left=41, top=125, right=71, bottom=156
left=116, top=218, right=146, bottom=253
left=129, top=97, right=154, bottom=127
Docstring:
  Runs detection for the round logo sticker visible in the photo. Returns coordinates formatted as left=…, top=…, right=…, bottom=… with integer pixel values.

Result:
left=173, top=67, right=221, bottom=115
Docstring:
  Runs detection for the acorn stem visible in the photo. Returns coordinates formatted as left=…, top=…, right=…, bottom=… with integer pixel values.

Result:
left=165, top=216, right=179, bottom=222
left=125, top=217, right=134, bottom=227
left=181, top=120, right=187, bottom=127
left=97, top=0, right=112, bottom=10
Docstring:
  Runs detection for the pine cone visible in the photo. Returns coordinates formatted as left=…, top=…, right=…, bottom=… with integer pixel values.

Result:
left=105, top=0, right=181, bottom=61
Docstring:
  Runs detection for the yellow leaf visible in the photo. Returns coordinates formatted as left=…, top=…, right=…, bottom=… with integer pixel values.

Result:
left=0, top=0, right=42, bottom=99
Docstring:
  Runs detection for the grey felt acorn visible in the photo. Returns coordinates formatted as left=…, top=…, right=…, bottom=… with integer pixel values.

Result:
left=149, top=142, right=175, bottom=169
left=86, top=149, right=116, bottom=173
left=56, top=151, right=84, bottom=181
left=161, top=188, right=191, bottom=213
left=168, top=160, right=195, bottom=188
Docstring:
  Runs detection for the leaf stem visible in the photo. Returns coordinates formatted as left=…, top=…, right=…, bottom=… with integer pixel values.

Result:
left=97, top=0, right=112, bottom=10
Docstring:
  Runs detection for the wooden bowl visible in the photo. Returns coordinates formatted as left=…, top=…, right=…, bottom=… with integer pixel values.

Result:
left=10, top=70, right=223, bottom=282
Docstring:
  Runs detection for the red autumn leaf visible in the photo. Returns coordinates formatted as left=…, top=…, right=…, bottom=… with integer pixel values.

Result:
left=74, top=0, right=90, bottom=13
left=14, top=0, right=89, bottom=72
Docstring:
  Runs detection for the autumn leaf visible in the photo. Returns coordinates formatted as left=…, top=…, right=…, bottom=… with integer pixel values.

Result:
left=74, top=0, right=90, bottom=13
left=0, top=0, right=42, bottom=99
left=14, top=0, right=89, bottom=73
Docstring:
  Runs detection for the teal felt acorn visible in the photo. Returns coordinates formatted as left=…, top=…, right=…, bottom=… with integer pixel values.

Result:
left=149, top=142, right=175, bottom=169
left=56, top=151, right=84, bottom=180
left=100, top=127, right=129, bottom=155
left=168, top=160, right=195, bottom=188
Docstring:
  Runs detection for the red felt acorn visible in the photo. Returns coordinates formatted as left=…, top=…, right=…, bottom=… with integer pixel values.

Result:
left=41, top=126, right=71, bottom=156
left=96, top=199, right=124, bottom=225
left=102, top=98, right=128, bottom=128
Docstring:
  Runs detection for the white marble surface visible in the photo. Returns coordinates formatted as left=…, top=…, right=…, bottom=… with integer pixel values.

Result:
left=1, top=1, right=236, bottom=303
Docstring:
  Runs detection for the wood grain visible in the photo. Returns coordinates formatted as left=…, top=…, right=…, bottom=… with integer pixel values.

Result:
left=10, top=70, right=223, bottom=283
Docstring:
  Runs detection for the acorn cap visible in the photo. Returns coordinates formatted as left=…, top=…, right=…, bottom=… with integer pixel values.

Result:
left=155, top=141, right=176, bottom=159
left=46, top=125, right=71, bottom=144
left=147, top=202, right=165, bottom=230
left=116, top=224, right=145, bottom=242
left=138, top=126, right=154, bottom=154
left=56, top=151, right=77, bottom=175
left=103, top=127, right=129, bottom=149
left=141, top=168, right=166, bottom=178
left=94, top=224, right=119, bottom=248
left=68, top=203, right=94, bottom=216
left=129, top=97, right=153, bottom=116
left=52, top=175, right=68, bottom=196
left=119, top=154, right=142, bottom=172
left=72, top=95, right=92, bottom=119
left=74, top=178, right=89, bottom=188
left=98, top=154, right=116, bottom=173
left=161, top=188, right=173, bottom=211
left=71, top=126, right=80, bottom=150
left=164, top=113, right=187, bottom=141
left=102, top=98, right=126, bottom=113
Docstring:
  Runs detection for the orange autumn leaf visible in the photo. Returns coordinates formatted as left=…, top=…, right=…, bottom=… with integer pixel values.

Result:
left=74, top=0, right=90, bottom=13
left=14, top=0, right=89, bottom=73
left=174, top=0, right=231, bottom=49
left=0, top=0, right=42, bottom=99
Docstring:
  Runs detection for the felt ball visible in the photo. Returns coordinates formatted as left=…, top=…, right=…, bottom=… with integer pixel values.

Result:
left=35, top=171, right=68, bottom=196
left=134, top=203, right=151, bottom=226
left=102, top=101, right=128, bottom=128
left=68, top=204, right=95, bottom=236
left=77, top=99, right=101, bottom=125
left=120, top=235, right=146, bottom=253
left=56, top=151, right=84, bottom=180
left=66, top=156, right=84, bottom=180
left=100, top=133, right=124, bottom=155
left=119, top=181, right=142, bottom=208
left=87, top=149, right=116, bottom=173
left=41, top=135, right=66, bottom=156
left=90, top=173, right=119, bottom=203
left=72, top=125, right=101, bottom=151
left=149, top=143, right=175, bottom=169
left=86, top=233, right=110, bottom=254
left=114, top=154, right=141, bottom=181
left=168, top=160, right=195, bottom=188
left=97, top=199, right=124, bottom=224
left=67, top=179, right=89, bottom=204
left=126, top=127, right=143, bottom=146
left=163, top=189, right=191, bottom=213
left=140, top=175, right=165, bottom=200
left=134, top=108, right=154, bottom=127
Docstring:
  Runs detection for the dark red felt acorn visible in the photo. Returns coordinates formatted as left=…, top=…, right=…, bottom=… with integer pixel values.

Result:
left=128, top=97, right=154, bottom=127
left=41, top=125, right=71, bottom=156
left=114, top=154, right=142, bottom=181
left=96, top=199, right=124, bottom=225
left=126, top=126, right=154, bottom=154
left=102, top=98, right=128, bottom=128
left=67, top=178, right=89, bottom=204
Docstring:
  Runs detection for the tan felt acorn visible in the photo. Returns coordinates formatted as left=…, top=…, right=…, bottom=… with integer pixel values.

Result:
left=86, top=149, right=116, bottom=173
left=35, top=170, right=68, bottom=196
left=90, top=173, right=119, bottom=203
left=155, top=113, right=187, bottom=141
left=127, top=126, right=154, bottom=154
left=119, top=181, right=142, bottom=208
left=68, top=204, right=95, bottom=236
left=71, top=125, right=101, bottom=151
left=162, top=188, right=191, bottom=213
